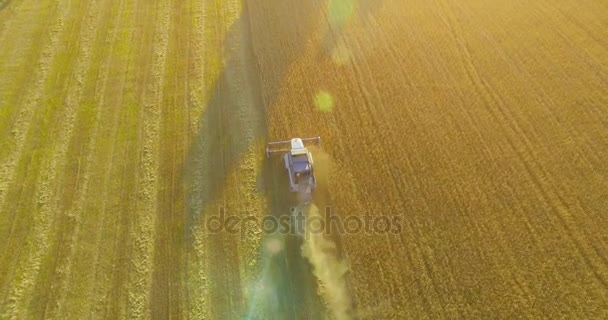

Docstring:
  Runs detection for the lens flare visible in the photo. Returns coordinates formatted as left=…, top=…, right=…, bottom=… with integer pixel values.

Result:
left=265, top=237, right=283, bottom=254
left=331, top=40, right=352, bottom=65
left=314, top=91, right=335, bottom=112
left=328, top=0, right=355, bottom=28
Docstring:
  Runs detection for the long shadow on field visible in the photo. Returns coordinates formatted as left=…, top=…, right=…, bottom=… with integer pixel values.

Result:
left=182, top=0, right=323, bottom=317
left=183, top=0, right=320, bottom=244
left=183, top=0, right=383, bottom=245
left=182, top=0, right=380, bottom=317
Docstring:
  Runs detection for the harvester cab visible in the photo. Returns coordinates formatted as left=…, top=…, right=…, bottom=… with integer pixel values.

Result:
left=266, top=137, right=321, bottom=202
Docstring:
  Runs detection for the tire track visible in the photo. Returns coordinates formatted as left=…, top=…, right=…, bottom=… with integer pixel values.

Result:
left=434, top=0, right=608, bottom=305
left=330, top=18, right=447, bottom=317
left=452, top=0, right=606, bottom=170
left=466, top=31, right=608, bottom=293
left=356, top=13, right=490, bottom=318
left=451, top=0, right=608, bottom=276
left=319, top=1, right=529, bottom=316
left=412, top=0, right=539, bottom=311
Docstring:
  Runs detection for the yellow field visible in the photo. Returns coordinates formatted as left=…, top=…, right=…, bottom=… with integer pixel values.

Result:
left=0, top=0, right=607, bottom=319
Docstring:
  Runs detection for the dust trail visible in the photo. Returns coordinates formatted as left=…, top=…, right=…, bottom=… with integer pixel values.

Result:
left=302, top=203, right=353, bottom=320
left=301, top=148, right=354, bottom=319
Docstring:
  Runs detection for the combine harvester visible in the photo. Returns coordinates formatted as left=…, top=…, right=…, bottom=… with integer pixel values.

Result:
left=266, top=137, right=321, bottom=205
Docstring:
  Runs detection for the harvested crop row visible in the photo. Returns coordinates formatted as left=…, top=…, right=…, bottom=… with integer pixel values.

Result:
left=0, top=1, right=75, bottom=317
left=126, top=0, right=171, bottom=318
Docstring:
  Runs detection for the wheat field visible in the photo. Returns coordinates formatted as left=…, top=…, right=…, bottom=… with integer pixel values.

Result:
left=0, top=0, right=607, bottom=318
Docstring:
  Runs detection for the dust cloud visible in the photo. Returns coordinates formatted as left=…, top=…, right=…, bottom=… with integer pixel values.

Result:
left=302, top=204, right=353, bottom=320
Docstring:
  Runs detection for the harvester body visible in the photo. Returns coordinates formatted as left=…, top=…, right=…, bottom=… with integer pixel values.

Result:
left=266, top=137, right=321, bottom=202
